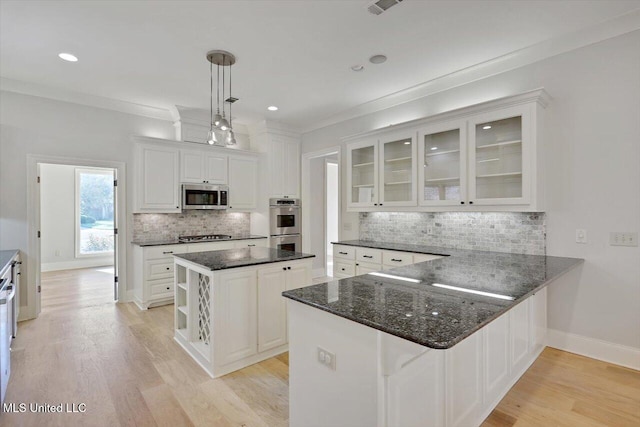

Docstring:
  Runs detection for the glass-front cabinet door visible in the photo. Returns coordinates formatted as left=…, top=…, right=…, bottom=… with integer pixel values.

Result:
left=379, top=132, right=417, bottom=207
left=347, top=139, right=378, bottom=207
left=418, top=121, right=467, bottom=206
left=469, top=105, right=530, bottom=205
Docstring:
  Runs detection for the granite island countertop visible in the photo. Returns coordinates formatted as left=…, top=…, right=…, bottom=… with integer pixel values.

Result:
left=283, top=244, right=583, bottom=349
left=174, top=247, right=314, bottom=271
left=0, top=249, right=19, bottom=276
left=132, top=234, right=268, bottom=247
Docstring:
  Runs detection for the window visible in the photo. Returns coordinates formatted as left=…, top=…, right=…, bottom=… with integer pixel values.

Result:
left=75, top=168, right=114, bottom=257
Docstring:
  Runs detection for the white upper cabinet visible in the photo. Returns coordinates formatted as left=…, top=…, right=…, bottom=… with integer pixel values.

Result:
left=134, top=143, right=180, bottom=213
left=468, top=105, right=531, bottom=206
left=347, top=131, right=417, bottom=209
left=418, top=120, right=467, bottom=207
left=379, top=131, right=418, bottom=207
left=180, top=150, right=228, bottom=184
left=345, top=89, right=548, bottom=212
left=228, top=156, right=258, bottom=211
left=347, top=139, right=379, bottom=208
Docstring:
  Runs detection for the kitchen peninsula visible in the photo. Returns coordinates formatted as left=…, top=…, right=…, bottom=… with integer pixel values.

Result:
left=283, top=243, right=583, bottom=427
left=173, top=247, right=313, bottom=378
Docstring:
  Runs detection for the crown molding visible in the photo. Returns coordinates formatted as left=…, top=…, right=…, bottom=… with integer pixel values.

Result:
left=0, top=77, right=174, bottom=121
left=303, top=9, right=640, bottom=134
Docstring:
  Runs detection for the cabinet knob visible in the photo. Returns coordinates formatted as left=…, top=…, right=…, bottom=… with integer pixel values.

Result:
left=460, top=201, right=465, bottom=205
left=341, top=268, right=345, bottom=271
left=380, top=203, right=383, bottom=206
left=166, top=267, right=170, bottom=270
left=355, top=263, right=359, bottom=266
left=374, top=203, right=378, bottom=206
left=469, top=201, right=474, bottom=204
left=283, top=267, right=287, bottom=271
left=288, top=267, right=291, bottom=270
left=166, top=286, right=170, bottom=290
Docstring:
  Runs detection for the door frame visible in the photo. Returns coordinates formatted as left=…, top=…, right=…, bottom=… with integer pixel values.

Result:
left=26, top=154, right=127, bottom=320
left=301, top=146, right=341, bottom=278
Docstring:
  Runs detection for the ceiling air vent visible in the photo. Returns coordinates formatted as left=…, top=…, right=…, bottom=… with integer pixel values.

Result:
left=367, top=0, right=404, bottom=16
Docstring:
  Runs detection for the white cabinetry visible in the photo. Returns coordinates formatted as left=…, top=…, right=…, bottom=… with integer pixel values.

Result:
left=345, top=89, right=549, bottom=212
left=174, top=257, right=312, bottom=378
left=333, top=244, right=443, bottom=279
left=180, top=150, right=227, bottom=184
left=250, top=122, right=301, bottom=198
left=228, top=156, right=258, bottom=211
left=347, top=131, right=418, bottom=209
left=257, top=262, right=311, bottom=353
left=134, top=143, right=180, bottom=213
left=132, top=238, right=268, bottom=310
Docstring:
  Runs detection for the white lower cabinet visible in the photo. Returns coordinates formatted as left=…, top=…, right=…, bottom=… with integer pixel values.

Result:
left=215, top=269, right=258, bottom=365
left=132, top=238, right=268, bottom=310
left=288, top=289, right=548, bottom=427
left=174, top=258, right=312, bottom=378
left=333, top=244, right=444, bottom=278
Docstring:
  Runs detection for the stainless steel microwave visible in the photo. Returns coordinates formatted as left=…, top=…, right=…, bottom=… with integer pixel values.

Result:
left=182, top=184, right=229, bottom=210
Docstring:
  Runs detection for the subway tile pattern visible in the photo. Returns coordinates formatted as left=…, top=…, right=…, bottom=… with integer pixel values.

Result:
left=133, top=211, right=250, bottom=242
left=359, top=212, right=545, bottom=255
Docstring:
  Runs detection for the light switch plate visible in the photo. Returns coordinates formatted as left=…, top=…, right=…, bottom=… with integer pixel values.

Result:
left=609, top=232, right=638, bottom=247
left=575, top=229, right=587, bottom=244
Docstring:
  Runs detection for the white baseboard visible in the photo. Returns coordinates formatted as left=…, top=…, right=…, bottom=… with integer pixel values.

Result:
left=41, top=258, right=113, bottom=272
left=312, top=268, right=326, bottom=278
left=547, top=328, right=640, bottom=371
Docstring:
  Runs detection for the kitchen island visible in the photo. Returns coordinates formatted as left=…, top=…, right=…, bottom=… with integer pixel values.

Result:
left=173, top=247, right=313, bottom=378
left=283, top=245, right=583, bottom=427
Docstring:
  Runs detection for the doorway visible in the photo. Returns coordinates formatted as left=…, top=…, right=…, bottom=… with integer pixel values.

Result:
left=39, top=163, right=117, bottom=312
left=24, top=155, right=126, bottom=320
left=301, top=147, right=341, bottom=279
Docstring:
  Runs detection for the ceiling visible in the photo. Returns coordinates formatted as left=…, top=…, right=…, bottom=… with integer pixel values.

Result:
left=1, top=0, right=639, bottom=131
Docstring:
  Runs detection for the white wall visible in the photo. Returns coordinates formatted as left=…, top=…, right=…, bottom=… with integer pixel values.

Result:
left=40, top=163, right=113, bottom=271
left=0, top=91, right=175, bottom=311
left=301, top=31, right=640, bottom=352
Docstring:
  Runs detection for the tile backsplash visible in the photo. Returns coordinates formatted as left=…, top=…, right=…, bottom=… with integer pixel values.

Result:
left=359, top=212, right=545, bottom=255
left=133, top=211, right=250, bottom=242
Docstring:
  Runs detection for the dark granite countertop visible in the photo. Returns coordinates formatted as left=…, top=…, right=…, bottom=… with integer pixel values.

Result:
left=283, top=245, right=583, bottom=349
left=132, top=235, right=268, bottom=247
left=0, top=249, right=19, bottom=276
left=174, top=247, right=314, bottom=271
left=332, top=240, right=462, bottom=256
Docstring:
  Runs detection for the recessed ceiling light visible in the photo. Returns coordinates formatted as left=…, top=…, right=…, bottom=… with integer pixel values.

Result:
left=404, top=141, right=410, bottom=145
left=369, top=54, right=387, bottom=64
left=351, top=64, right=364, bottom=72
left=431, top=146, right=438, bottom=151
left=483, top=125, right=492, bottom=130
left=267, top=106, right=278, bottom=111
left=58, top=53, right=78, bottom=62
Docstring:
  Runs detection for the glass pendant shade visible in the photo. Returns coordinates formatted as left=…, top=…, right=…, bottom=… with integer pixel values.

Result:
left=213, top=113, right=222, bottom=128
left=206, top=129, right=217, bottom=145
left=226, top=129, right=237, bottom=145
left=219, top=117, right=229, bottom=131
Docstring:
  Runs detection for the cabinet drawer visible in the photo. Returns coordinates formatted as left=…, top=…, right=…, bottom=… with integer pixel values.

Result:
left=145, top=245, right=186, bottom=260
left=235, top=239, right=268, bottom=248
left=356, top=248, right=382, bottom=264
left=334, top=260, right=355, bottom=277
left=382, top=251, right=414, bottom=267
left=355, top=261, right=381, bottom=276
left=150, top=280, right=174, bottom=297
left=333, top=245, right=355, bottom=260
left=146, top=259, right=174, bottom=280
left=188, top=241, right=236, bottom=253
left=412, top=254, right=443, bottom=263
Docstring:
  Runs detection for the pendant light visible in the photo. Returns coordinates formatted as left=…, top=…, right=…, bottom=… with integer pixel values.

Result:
left=206, top=59, right=218, bottom=145
left=206, top=50, right=237, bottom=145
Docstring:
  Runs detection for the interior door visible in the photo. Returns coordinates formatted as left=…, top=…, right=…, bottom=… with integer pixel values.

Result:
left=113, top=169, right=119, bottom=301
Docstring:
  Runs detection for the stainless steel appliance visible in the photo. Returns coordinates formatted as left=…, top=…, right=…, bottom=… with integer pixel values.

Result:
left=182, top=184, right=229, bottom=210
left=178, top=234, right=232, bottom=243
left=270, top=198, right=301, bottom=252
left=270, top=198, right=301, bottom=235
left=9, top=261, right=20, bottom=338
left=271, top=234, right=302, bottom=253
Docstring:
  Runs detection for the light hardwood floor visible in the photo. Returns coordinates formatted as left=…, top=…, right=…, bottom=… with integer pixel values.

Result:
left=1, top=268, right=638, bottom=426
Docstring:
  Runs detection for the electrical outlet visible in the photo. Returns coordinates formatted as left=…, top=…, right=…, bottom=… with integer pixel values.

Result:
left=575, top=229, right=587, bottom=244
left=143, top=224, right=150, bottom=232
left=54, top=249, right=60, bottom=257
left=316, top=347, right=336, bottom=370
left=609, top=232, right=638, bottom=247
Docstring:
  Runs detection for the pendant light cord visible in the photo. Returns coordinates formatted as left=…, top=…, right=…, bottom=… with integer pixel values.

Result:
left=216, top=62, right=220, bottom=114
left=229, top=59, right=232, bottom=129
left=222, top=55, right=226, bottom=118
left=210, top=60, right=213, bottom=127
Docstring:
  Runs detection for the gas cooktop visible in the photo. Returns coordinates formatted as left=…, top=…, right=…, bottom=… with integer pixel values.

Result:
left=178, top=234, right=233, bottom=243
